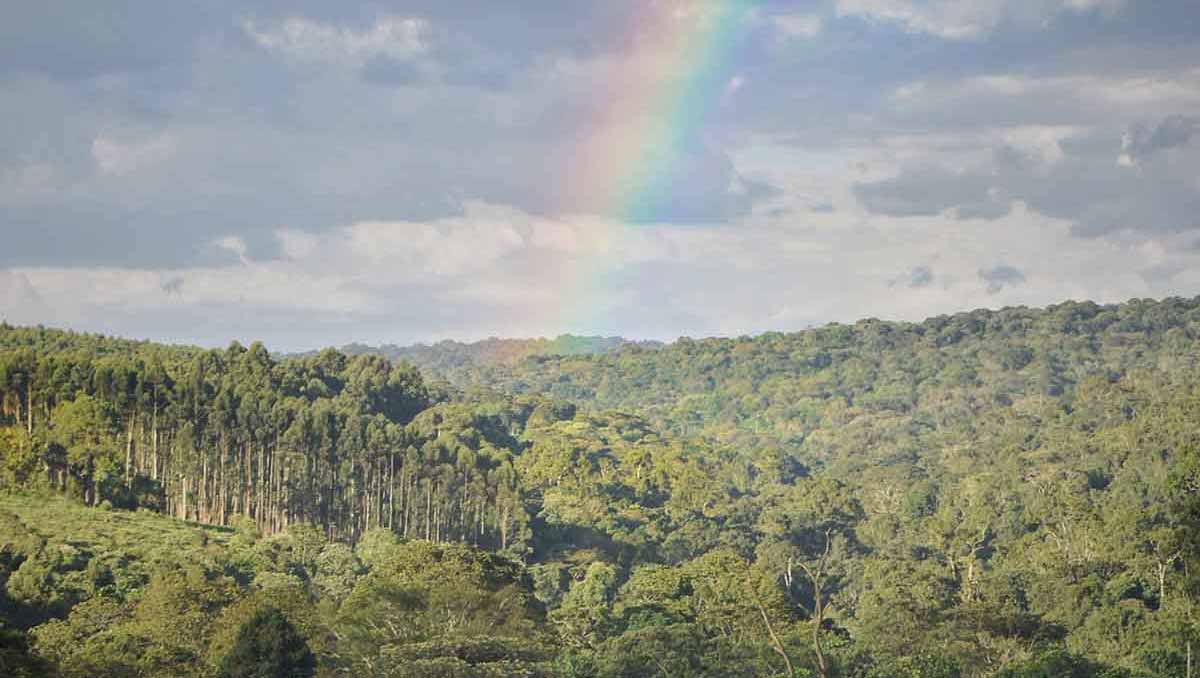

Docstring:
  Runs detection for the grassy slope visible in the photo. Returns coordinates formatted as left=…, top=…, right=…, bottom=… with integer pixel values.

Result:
left=0, top=494, right=235, bottom=624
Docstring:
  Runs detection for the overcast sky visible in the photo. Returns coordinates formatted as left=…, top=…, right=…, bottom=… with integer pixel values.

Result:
left=2, top=1, right=1199, bottom=351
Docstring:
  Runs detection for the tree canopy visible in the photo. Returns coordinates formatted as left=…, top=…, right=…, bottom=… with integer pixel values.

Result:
left=3, top=296, right=1200, bottom=676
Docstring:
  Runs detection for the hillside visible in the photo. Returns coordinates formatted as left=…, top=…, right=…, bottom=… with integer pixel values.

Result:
left=2, top=297, right=1200, bottom=676
left=452, top=297, right=1200, bottom=465
left=0, top=323, right=205, bottom=362
left=329, top=335, right=663, bottom=382
left=0, top=493, right=557, bottom=677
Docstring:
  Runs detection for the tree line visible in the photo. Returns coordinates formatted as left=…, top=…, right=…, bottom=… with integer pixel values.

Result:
left=0, top=330, right=534, bottom=551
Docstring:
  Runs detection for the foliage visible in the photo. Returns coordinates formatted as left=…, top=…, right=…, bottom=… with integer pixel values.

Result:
left=3, top=297, right=1200, bottom=676
left=218, top=607, right=315, bottom=678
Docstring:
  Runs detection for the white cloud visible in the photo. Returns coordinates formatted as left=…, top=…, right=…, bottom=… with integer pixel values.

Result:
left=1119, top=114, right=1200, bottom=166
left=214, top=236, right=251, bottom=264
left=4, top=186, right=1199, bottom=349
left=0, top=205, right=623, bottom=342
left=1000, top=126, right=1080, bottom=166
left=1063, top=0, right=1126, bottom=16
left=835, top=0, right=1127, bottom=40
left=885, top=70, right=1200, bottom=130
left=242, top=16, right=429, bottom=66
left=774, top=13, right=823, bottom=38
left=0, top=161, right=56, bottom=203
left=0, top=271, right=41, bottom=307
left=91, top=132, right=177, bottom=176
left=839, top=0, right=1013, bottom=40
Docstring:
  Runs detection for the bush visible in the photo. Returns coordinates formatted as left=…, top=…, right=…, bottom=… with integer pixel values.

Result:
left=218, top=606, right=314, bottom=678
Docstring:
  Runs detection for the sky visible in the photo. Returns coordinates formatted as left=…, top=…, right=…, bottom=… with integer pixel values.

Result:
left=1, top=0, right=1199, bottom=351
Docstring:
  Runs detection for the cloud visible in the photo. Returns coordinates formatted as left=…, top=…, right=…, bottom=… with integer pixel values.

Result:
left=0, top=203, right=624, bottom=346
left=851, top=115, right=1200, bottom=237
left=888, top=265, right=936, bottom=289
left=6, top=197, right=1199, bottom=350
left=0, top=161, right=57, bottom=200
left=883, top=72, right=1200, bottom=132
left=3, top=0, right=1200, bottom=347
left=0, top=3, right=204, bottom=80
left=161, top=276, right=184, bottom=295
left=834, top=0, right=1127, bottom=41
left=0, top=271, right=41, bottom=307
left=979, top=264, right=1026, bottom=293
left=773, top=13, right=823, bottom=38
left=835, top=0, right=1005, bottom=40
left=1063, top=0, right=1127, bottom=15
left=360, top=56, right=429, bottom=85
left=1120, top=115, right=1200, bottom=166
left=908, top=265, right=935, bottom=288
left=200, top=232, right=285, bottom=266
left=242, top=16, right=429, bottom=66
left=91, top=132, right=177, bottom=176
left=853, top=165, right=1012, bottom=220
left=0, top=4, right=778, bottom=273
left=213, top=236, right=252, bottom=265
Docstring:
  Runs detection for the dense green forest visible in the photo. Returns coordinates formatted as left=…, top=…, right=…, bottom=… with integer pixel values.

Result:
left=2, top=297, right=1200, bottom=677
left=322, top=335, right=662, bottom=379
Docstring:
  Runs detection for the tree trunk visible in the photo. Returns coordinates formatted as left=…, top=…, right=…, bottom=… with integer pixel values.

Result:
left=798, top=529, right=833, bottom=678
left=180, top=473, right=189, bottom=521
left=201, top=456, right=209, bottom=523
left=351, top=469, right=359, bottom=542
left=218, top=446, right=226, bottom=525
left=388, top=455, right=395, bottom=530
left=752, top=575, right=796, bottom=678
left=88, top=456, right=98, bottom=506
left=812, top=583, right=827, bottom=678
left=424, top=479, right=431, bottom=540
left=328, top=471, right=337, bottom=540
left=499, top=502, right=510, bottom=551
left=1158, top=561, right=1167, bottom=609
left=151, top=393, right=159, bottom=480
left=283, top=455, right=291, bottom=529
left=125, top=417, right=134, bottom=488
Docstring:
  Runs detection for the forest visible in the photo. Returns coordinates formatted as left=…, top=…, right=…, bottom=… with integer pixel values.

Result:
left=324, top=334, right=661, bottom=377
left=2, top=296, right=1200, bottom=677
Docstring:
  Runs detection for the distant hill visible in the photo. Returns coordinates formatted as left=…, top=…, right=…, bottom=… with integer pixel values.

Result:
left=0, top=321, right=204, bottom=360
left=443, top=296, right=1200, bottom=465
left=331, top=335, right=663, bottom=381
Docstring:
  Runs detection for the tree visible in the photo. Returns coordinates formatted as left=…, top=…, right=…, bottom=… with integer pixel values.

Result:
left=0, top=426, right=39, bottom=489
left=756, top=478, right=861, bottom=678
left=0, top=625, right=51, bottom=678
left=218, top=607, right=314, bottom=678
left=1169, top=434, right=1200, bottom=678
left=50, top=394, right=120, bottom=506
left=551, top=562, right=617, bottom=650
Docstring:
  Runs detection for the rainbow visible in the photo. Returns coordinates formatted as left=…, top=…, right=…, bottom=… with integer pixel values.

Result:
left=559, top=1, right=755, bottom=331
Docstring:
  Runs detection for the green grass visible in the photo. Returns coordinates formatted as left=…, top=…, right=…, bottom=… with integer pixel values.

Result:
left=0, top=491, right=234, bottom=550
